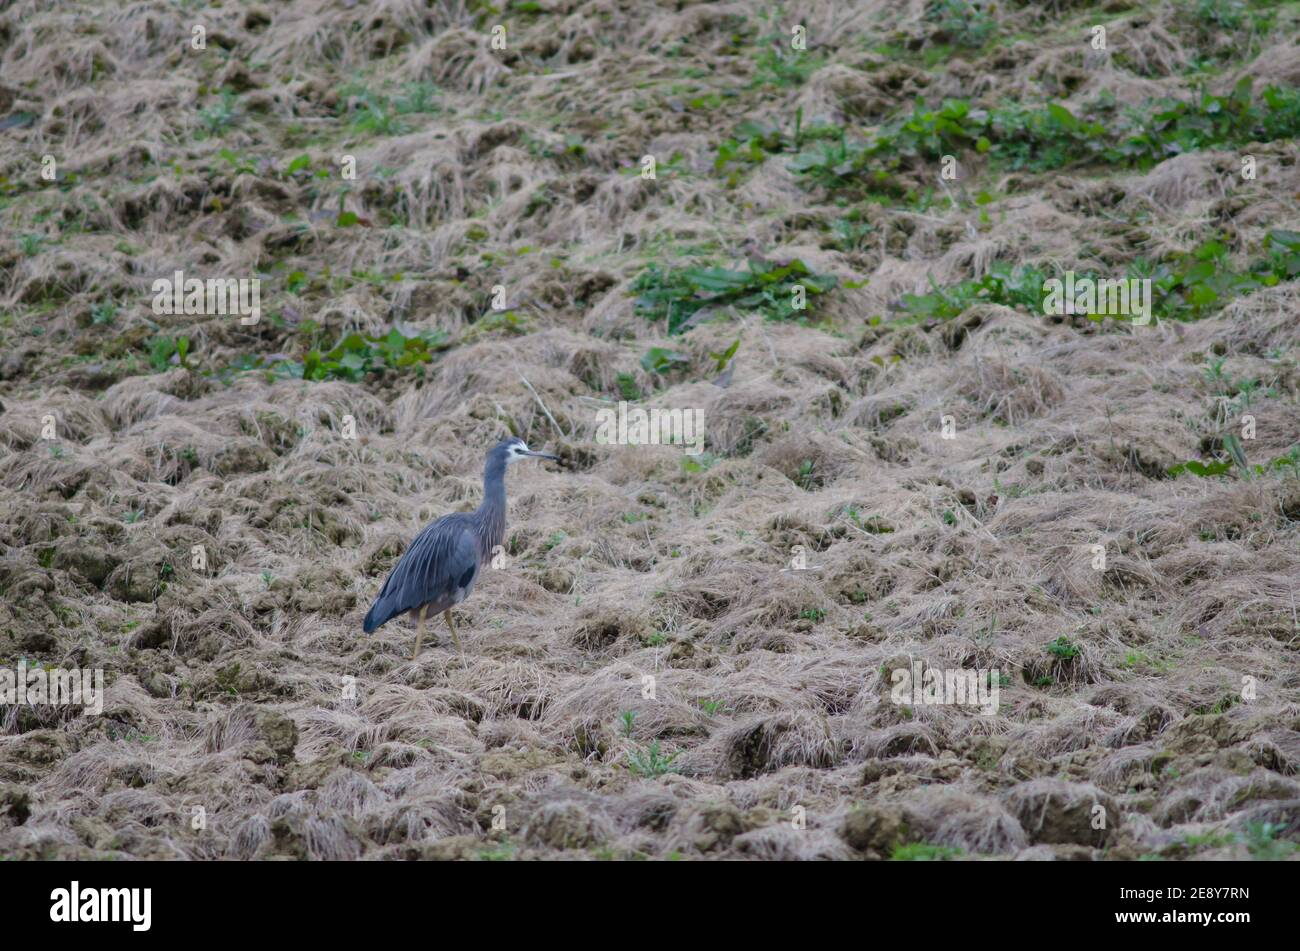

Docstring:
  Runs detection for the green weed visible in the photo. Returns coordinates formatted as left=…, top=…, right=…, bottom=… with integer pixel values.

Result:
left=633, top=258, right=838, bottom=335
left=625, top=740, right=681, bottom=777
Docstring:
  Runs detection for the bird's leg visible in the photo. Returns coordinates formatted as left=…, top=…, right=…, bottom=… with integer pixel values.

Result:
left=412, top=605, right=426, bottom=660
left=444, top=609, right=466, bottom=668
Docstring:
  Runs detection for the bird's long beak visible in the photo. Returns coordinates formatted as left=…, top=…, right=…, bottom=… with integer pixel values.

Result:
left=523, top=450, right=560, bottom=462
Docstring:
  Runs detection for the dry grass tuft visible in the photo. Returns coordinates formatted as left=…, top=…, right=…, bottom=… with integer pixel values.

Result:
left=1, top=0, right=1298, bottom=862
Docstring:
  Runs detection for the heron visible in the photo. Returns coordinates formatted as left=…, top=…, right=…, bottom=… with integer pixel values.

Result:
left=362, top=436, right=560, bottom=661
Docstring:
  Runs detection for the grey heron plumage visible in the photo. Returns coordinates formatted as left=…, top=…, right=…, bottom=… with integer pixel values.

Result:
left=363, top=436, right=559, bottom=659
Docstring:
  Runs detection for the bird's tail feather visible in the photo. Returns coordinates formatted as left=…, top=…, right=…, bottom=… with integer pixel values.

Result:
left=363, top=598, right=395, bottom=634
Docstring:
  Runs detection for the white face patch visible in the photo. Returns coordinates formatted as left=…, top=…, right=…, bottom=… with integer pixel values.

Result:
left=506, top=440, right=530, bottom=463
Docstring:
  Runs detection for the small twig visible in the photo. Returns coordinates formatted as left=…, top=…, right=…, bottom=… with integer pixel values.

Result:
left=835, top=514, right=878, bottom=539
left=1287, top=589, right=1299, bottom=648
left=519, top=373, right=569, bottom=440
left=937, top=176, right=966, bottom=211
left=750, top=314, right=779, bottom=368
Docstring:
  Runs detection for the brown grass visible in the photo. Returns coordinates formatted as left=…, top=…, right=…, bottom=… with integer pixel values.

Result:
left=1, top=0, right=1299, bottom=861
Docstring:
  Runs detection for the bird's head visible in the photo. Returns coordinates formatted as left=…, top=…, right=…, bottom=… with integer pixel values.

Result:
left=494, top=436, right=559, bottom=467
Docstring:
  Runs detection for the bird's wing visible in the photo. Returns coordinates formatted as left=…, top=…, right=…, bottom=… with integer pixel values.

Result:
left=364, top=516, right=480, bottom=631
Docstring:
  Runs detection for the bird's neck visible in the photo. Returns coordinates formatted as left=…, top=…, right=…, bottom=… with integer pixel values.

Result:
left=476, top=460, right=508, bottom=554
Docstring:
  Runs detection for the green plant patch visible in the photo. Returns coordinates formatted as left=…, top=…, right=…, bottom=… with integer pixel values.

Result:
left=899, top=230, right=1300, bottom=326
left=633, top=258, right=839, bottom=335
left=763, top=81, right=1300, bottom=201
left=228, top=328, right=450, bottom=383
